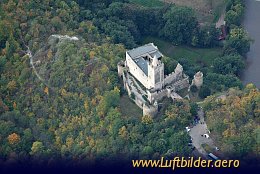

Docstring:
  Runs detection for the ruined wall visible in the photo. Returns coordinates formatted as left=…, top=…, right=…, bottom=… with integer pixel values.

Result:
left=193, top=71, right=203, bottom=88
left=173, top=76, right=189, bottom=91
left=164, top=72, right=177, bottom=86
left=143, top=104, right=158, bottom=118
left=117, top=61, right=124, bottom=77
left=147, top=89, right=167, bottom=103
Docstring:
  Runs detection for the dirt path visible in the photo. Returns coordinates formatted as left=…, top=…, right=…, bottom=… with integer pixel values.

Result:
left=26, top=35, right=81, bottom=88
left=27, top=46, right=46, bottom=83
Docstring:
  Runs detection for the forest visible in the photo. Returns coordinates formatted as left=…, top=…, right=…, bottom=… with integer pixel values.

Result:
left=0, top=0, right=258, bottom=168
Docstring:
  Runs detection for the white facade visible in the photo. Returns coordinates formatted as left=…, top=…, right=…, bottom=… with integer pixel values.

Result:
left=125, top=43, right=188, bottom=92
left=126, top=43, right=165, bottom=90
left=126, top=53, right=150, bottom=88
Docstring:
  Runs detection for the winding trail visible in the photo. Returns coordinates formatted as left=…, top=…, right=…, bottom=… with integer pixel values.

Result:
left=26, top=46, right=46, bottom=84
left=26, top=35, right=81, bottom=87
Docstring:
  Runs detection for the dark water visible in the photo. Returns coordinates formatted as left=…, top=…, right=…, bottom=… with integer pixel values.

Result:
left=241, top=0, right=260, bottom=88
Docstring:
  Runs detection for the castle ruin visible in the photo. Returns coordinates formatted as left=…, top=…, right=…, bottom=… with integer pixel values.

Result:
left=118, top=43, right=203, bottom=117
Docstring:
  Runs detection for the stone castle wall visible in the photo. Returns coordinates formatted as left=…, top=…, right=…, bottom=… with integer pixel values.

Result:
left=117, top=61, right=124, bottom=77
left=164, top=72, right=177, bottom=86
left=122, top=71, right=158, bottom=117
left=193, top=71, right=203, bottom=88
left=143, top=104, right=158, bottom=118
left=173, top=76, right=189, bottom=91
left=147, top=89, right=167, bottom=103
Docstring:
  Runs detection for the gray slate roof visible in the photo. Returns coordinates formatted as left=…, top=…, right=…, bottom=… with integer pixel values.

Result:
left=127, top=43, right=161, bottom=58
left=127, top=43, right=163, bottom=76
left=134, top=57, right=148, bottom=76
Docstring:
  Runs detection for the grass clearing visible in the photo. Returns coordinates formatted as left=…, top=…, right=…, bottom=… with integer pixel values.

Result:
left=119, top=95, right=142, bottom=118
left=143, top=36, right=221, bottom=66
left=129, top=0, right=164, bottom=7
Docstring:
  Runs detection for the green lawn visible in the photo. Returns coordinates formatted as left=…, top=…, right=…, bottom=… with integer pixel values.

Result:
left=129, top=0, right=164, bottom=7
left=143, top=36, right=221, bottom=66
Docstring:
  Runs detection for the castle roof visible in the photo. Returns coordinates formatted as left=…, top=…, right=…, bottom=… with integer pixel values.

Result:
left=127, top=43, right=162, bottom=59
left=127, top=43, right=163, bottom=76
left=134, top=57, right=148, bottom=76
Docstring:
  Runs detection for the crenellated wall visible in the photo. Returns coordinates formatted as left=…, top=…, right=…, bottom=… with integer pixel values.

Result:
left=164, top=72, right=177, bottom=86
left=147, top=89, right=167, bottom=103
left=173, top=76, right=189, bottom=91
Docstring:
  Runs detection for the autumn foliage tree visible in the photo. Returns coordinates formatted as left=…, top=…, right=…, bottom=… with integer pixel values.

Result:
left=203, top=85, right=259, bottom=159
left=8, top=133, right=20, bottom=145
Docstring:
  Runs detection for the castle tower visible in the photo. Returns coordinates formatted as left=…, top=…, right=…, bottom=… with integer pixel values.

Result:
left=142, top=100, right=158, bottom=117
left=174, top=63, right=183, bottom=80
left=117, top=61, right=124, bottom=77
left=193, top=71, right=203, bottom=88
left=166, top=86, right=172, bottom=98
left=148, top=55, right=164, bottom=90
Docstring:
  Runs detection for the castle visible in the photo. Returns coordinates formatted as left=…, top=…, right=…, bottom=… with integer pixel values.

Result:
left=118, top=43, right=203, bottom=117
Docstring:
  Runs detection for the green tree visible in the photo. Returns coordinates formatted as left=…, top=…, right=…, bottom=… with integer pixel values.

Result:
left=190, top=85, right=198, bottom=93
left=198, top=25, right=219, bottom=47
left=213, top=55, right=245, bottom=76
left=190, top=103, right=198, bottom=116
left=162, top=6, right=198, bottom=45
left=30, top=141, right=45, bottom=155
left=141, top=115, right=153, bottom=125
left=199, top=86, right=211, bottom=99
left=225, top=3, right=244, bottom=26
left=224, top=27, right=251, bottom=56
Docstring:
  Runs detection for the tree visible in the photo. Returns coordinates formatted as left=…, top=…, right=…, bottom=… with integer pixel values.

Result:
left=190, top=85, right=198, bottom=93
left=8, top=133, right=20, bottom=145
left=205, top=73, right=243, bottom=90
left=203, top=87, right=259, bottom=159
left=30, top=141, right=45, bottom=155
left=141, top=146, right=154, bottom=157
left=162, top=56, right=178, bottom=75
left=169, top=132, right=191, bottom=155
left=161, top=6, right=198, bottom=45
left=224, top=27, right=251, bottom=56
left=198, top=25, right=219, bottom=47
left=44, top=86, right=49, bottom=95
left=97, top=87, right=120, bottom=116
left=165, top=100, right=192, bottom=129
left=7, top=80, right=17, bottom=93
left=141, top=115, right=153, bottom=125
left=190, top=103, right=198, bottom=116
left=213, top=55, right=245, bottom=76
left=225, top=3, right=244, bottom=26
left=119, top=126, right=129, bottom=140
left=199, top=86, right=211, bottom=99
left=89, top=51, right=95, bottom=59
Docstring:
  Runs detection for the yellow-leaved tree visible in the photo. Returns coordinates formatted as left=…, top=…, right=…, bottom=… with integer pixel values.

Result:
left=8, top=133, right=20, bottom=145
